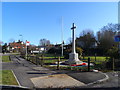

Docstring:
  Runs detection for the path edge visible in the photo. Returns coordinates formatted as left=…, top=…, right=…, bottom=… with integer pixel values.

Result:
left=86, top=71, right=109, bottom=86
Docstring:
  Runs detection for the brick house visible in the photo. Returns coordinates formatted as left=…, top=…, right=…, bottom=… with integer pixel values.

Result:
left=8, top=40, right=26, bottom=53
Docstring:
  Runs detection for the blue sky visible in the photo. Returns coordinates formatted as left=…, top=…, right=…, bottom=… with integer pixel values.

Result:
left=2, top=2, right=118, bottom=45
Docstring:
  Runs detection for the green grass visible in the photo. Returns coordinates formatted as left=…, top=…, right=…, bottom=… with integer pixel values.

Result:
left=44, top=59, right=67, bottom=63
left=36, top=54, right=64, bottom=58
left=11, top=53, right=20, bottom=55
left=27, top=54, right=65, bottom=64
left=0, top=70, right=18, bottom=85
left=27, top=54, right=109, bottom=66
left=81, top=56, right=109, bottom=64
left=2, top=56, right=11, bottom=62
left=81, top=56, right=109, bottom=61
left=42, top=57, right=56, bottom=59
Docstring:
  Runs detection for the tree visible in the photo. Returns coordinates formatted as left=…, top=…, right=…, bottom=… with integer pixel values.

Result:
left=0, top=41, right=3, bottom=46
left=39, top=39, right=50, bottom=46
left=76, top=47, right=83, bottom=58
left=64, top=47, right=83, bottom=59
left=107, top=46, right=118, bottom=59
left=66, top=37, right=72, bottom=45
left=9, top=38, right=15, bottom=43
left=97, top=23, right=118, bottom=56
left=2, top=43, right=8, bottom=53
left=0, top=41, right=3, bottom=53
left=76, top=30, right=96, bottom=55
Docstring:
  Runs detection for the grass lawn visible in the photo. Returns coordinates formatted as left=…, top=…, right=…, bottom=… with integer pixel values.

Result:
left=36, top=54, right=64, bottom=59
left=44, top=59, right=67, bottom=63
left=2, top=56, right=11, bottom=62
left=0, top=70, right=18, bottom=85
left=81, top=56, right=109, bottom=61
left=11, top=53, right=20, bottom=55
left=81, top=56, right=109, bottom=64
left=82, top=56, right=109, bottom=62
left=27, top=54, right=109, bottom=66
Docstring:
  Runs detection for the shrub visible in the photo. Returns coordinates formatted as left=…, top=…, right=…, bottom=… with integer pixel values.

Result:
left=107, top=46, right=119, bottom=59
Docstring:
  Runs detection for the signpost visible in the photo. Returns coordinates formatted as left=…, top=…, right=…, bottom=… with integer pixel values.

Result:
left=114, top=31, right=120, bottom=63
left=113, top=31, right=120, bottom=70
left=114, top=35, right=120, bottom=42
left=26, top=40, right=30, bottom=59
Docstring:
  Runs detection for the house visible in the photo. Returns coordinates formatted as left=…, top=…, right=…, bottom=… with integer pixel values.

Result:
left=8, top=40, right=26, bottom=53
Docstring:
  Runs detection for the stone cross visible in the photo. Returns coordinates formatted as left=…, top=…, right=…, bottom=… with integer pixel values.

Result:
left=68, top=23, right=82, bottom=64
left=71, top=23, right=76, bottom=54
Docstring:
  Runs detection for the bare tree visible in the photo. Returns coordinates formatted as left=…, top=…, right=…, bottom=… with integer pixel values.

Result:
left=96, top=23, right=118, bottom=55
left=9, top=38, right=15, bottom=43
left=0, top=41, right=3, bottom=45
left=39, top=38, right=50, bottom=46
left=77, top=29, right=96, bottom=48
left=66, top=37, right=72, bottom=45
left=79, top=29, right=94, bottom=37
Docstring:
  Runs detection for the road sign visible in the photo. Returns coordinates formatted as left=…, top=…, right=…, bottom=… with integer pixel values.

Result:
left=114, top=35, right=120, bottom=42
left=26, top=41, right=30, bottom=46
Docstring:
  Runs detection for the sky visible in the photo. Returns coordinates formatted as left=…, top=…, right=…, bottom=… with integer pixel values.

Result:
left=1, top=0, right=119, bottom=2
left=2, top=2, right=118, bottom=45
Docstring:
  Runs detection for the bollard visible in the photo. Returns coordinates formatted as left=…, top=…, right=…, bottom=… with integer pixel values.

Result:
left=57, top=56, right=60, bottom=70
left=41, top=55, right=44, bottom=67
left=36, top=56, right=38, bottom=65
left=88, top=57, right=90, bottom=72
left=95, top=53, right=96, bottom=61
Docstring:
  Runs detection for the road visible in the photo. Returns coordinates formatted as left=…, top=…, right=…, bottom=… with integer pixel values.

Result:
left=88, top=71, right=120, bottom=88
left=2, top=55, right=56, bottom=88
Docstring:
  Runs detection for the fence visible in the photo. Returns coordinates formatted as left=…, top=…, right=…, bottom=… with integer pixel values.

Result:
left=20, top=54, right=62, bottom=66
left=81, top=57, right=120, bottom=71
left=21, top=54, right=120, bottom=71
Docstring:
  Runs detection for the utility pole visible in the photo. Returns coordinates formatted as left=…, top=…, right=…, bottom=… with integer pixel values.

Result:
left=26, top=40, right=27, bottom=59
left=19, top=34, right=23, bottom=53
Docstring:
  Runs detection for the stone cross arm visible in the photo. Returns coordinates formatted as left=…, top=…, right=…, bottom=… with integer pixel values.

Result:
left=71, top=23, right=76, bottom=30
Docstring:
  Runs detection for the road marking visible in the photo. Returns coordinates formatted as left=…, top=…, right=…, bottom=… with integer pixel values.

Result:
left=11, top=70, right=21, bottom=86
left=11, top=70, right=30, bottom=88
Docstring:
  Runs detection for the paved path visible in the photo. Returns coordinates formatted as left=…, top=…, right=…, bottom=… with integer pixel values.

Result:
left=2, top=55, right=56, bottom=88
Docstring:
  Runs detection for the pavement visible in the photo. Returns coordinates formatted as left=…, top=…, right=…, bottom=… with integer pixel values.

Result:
left=31, top=74, right=85, bottom=88
left=88, top=71, right=120, bottom=88
left=2, top=54, right=118, bottom=89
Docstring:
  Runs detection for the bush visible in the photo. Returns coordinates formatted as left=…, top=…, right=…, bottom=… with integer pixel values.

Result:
left=107, top=46, right=118, bottom=59
left=64, top=47, right=83, bottom=59
left=47, top=47, right=61, bottom=56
